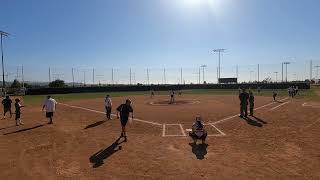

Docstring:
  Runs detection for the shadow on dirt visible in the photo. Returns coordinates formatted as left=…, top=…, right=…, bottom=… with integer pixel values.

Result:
left=3, top=124, right=45, bottom=135
left=89, top=136, right=124, bottom=168
left=84, top=120, right=107, bottom=129
left=244, top=117, right=263, bottom=127
left=189, top=142, right=208, bottom=160
left=252, top=116, right=267, bottom=124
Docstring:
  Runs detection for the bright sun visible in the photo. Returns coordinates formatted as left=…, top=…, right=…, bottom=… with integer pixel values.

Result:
left=183, top=0, right=220, bottom=9
left=184, top=0, right=215, bottom=5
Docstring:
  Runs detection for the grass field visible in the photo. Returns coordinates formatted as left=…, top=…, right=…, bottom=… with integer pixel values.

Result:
left=23, top=87, right=318, bottom=106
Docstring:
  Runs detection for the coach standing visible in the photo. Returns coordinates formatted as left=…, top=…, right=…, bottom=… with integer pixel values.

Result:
left=105, top=95, right=112, bottom=120
left=249, top=92, right=255, bottom=116
left=2, top=95, right=12, bottom=119
left=116, top=99, right=134, bottom=142
left=239, top=88, right=249, bottom=118
left=42, top=95, right=58, bottom=124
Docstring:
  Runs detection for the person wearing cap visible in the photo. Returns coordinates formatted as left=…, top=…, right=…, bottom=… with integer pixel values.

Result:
left=239, top=88, right=249, bottom=118
left=116, top=99, right=134, bottom=142
left=2, top=95, right=13, bottom=119
left=105, top=95, right=112, bottom=120
left=189, top=116, right=207, bottom=144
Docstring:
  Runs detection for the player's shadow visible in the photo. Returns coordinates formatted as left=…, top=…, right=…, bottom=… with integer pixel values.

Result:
left=244, top=117, right=263, bottom=127
left=89, top=136, right=124, bottom=168
left=84, top=120, right=107, bottom=129
left=252, top=116, right=267, bottom=124
left=189, top=142, right=208, bottom=160
left=3, top=124, right=45, bottom=135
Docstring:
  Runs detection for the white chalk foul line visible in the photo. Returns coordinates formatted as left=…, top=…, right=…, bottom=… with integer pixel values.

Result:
left=59, top=103, right=162, bottom=126
left=302, top=102, right=320, bottom=108
left=270, top=101, right=290, bottom=111
left=212, top=97, right=289, bottom=125
left=209, top=124, right=226, bottom=136
left=162, top=124, right=187, bottom=137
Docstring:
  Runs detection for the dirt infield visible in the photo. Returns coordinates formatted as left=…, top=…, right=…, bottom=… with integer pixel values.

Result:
left=0, top=94, right=319, bottom=179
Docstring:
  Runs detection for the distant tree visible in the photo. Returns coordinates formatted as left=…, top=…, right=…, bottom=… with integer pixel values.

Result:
left=11, top=79, right=22, bottom=88
left=49, top=79, right=66, bottom=88
left=23, top=83, right=33, bottom=88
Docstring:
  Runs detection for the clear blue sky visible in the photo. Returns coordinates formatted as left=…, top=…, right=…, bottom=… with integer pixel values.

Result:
left=1, top=0, right=320, bottom=83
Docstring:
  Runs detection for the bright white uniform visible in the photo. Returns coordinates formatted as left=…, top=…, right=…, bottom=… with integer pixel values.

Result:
left=43, top=98, right=57, bottom=112
left=105, top=97, right=112, bottom=107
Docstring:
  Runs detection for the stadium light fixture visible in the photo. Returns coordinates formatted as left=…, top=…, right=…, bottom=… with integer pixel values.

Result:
left=212, top=49, right=225, bottom=83
left=200, top=65, right=207, bottom=84
left=283, top=62, right=290, bottom=82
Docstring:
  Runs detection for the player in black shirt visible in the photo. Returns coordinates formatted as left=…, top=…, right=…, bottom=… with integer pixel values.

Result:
left=239, top=89, right=249, bottom=118
left=273, top=91, right=277, bottom=101
left=249, top=92, right=255, bottom=116
left=2, top=96, right=12, bottom=119
left=116, top=99, right=134, bottom=142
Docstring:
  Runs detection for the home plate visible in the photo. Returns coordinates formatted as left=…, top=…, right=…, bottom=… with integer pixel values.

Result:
left=186, top=129, right=192, bottom=132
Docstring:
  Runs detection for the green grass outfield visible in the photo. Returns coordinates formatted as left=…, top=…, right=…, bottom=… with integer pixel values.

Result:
left=23, top=88, right=318, bottom=106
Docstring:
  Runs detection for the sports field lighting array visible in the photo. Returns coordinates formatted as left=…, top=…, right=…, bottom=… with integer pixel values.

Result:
left=283, top=62, right=290, bottom=82
left=200, top=65, right=207, bottom=84
left=0, top=30, right=9, bottom=94
left=212, top=49, right=225, bottom=83
left=315, top=65, right=320, bottom=79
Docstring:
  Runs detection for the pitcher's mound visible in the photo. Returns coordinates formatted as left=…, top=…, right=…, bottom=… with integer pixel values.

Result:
left=148, top=100, right=200, bottom=106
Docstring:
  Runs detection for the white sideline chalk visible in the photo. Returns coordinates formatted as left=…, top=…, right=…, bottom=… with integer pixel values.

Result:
left=59, top=103, right=162, bottom=126
left=212, top=97, right=289, bottom=125
left=270, top=101, right=290, bottom=111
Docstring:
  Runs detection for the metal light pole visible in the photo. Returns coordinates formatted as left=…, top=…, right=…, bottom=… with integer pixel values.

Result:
left=111, top=68, right=114, bottom=85
left=180, top=68, right=183, bottom=84
left=200, top=65, right=207, bottom=84
left=0, top=31, right=9, bottom=95
left=146, top=68, right=149, bottom=85
left=72, top=68, right=75, bottom=87
left=283, top=62, right=290, bottom=82
left=257, top=64, right=260, bottom=82
left=83, top=70, right=86, bottom=86
left=198, top=67, right=201, bottom=84
left=310, top=60, right=313, bottom=80
left=92, top=68, right=95, bottom=85
left=315, top=65, right=320, bottom=79
left=213, top=49, right=226, bottom=83
left=163, top=68, right=166, bottom=84
left=281, top=63, right=284, bottom=82
left=22, top=65, right=24, bottom=88
left=129, top=68, right=132, bottom=85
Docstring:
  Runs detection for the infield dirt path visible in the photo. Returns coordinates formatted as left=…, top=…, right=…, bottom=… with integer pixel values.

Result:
left=0, top=94, right=319, bottom=179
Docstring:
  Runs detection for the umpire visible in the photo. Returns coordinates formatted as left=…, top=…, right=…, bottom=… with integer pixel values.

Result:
left=239, top=88, right=249, bottom=118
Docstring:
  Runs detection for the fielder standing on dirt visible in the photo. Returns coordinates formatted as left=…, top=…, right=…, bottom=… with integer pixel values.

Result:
left=170, top=90, right=175, bottom=104
left=239, top=88, right=249, bottom=118
left=14, top=98, right=24, bottom=126
left=273, top=91, right=277, bottom=101
left=42, top=96, right=58, bottom=124
left=105, top=95, right=112, bottom=120
left=116, top=99, right=134, bottom=142
left=249, top=92, right=255, bottom=116
left=2, top=95, right=13, bottom=119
